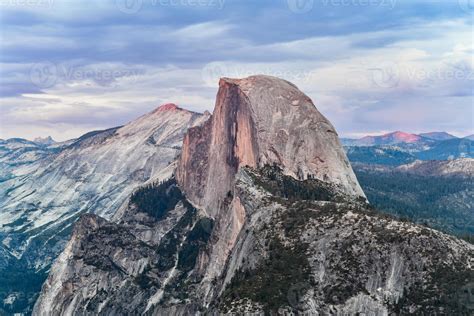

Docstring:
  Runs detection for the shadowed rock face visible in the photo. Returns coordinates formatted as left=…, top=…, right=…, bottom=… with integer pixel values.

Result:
left=177, top=75, right=364, bottom=216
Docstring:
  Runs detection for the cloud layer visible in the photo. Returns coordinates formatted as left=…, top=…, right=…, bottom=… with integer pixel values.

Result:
left=0, top=0, right=472, bottom=140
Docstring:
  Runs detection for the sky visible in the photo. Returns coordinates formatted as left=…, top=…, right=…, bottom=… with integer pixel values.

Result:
left=0, top=0, right=472, bottom=141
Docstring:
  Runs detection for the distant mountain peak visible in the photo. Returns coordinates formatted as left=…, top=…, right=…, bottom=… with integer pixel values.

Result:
left=155, top=103, right=181, bottom=112
left=355, top=131, right=422, bottom=146
left=33, top=76, right=474, bottom=316
left=177, top=74, right=365, bottom=216
left=419, top=131, right=457, bottom=141
left=389, top=131, right=421, bottom=142
left=343, top=131, right=463, bottom=147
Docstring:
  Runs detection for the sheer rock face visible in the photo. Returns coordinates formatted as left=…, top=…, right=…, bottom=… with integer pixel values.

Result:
left=175, top=76, right=365, bottom=299
left=176, top=75, right=364, bottom=217
left=33, top=76, right=473, bottom=316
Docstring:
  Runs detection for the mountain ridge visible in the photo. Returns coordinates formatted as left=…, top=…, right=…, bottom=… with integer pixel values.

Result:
left=342, top=130, right=473, bottom=147
left=33, top=76, right=474, bottom=315
left=177, top=75, right=365, bottom=211
left=343, top=131, right=432, bottom=146
left=419, top=131, right=458, bottom=141
left=0, top=103, right=209, bottom=314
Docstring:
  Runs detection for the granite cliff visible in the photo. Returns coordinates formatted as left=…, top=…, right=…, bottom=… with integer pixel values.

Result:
left=33, top=76, right=473, bottom=315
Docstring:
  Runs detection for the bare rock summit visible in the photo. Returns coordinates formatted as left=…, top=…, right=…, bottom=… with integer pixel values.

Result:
left=177, top=75, right=364, bottom=215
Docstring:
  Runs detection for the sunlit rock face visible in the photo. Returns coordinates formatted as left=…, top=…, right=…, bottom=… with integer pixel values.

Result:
left=33, top=76, right=473, bottom=316
left=175, top=75, right=366, bottom=304
left=176, top=75, right=364, bottom=216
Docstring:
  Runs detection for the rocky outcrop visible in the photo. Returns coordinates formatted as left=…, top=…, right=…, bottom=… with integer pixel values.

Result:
left=218, top=166, right=473, bottom=315
left=33, top=76, right=474, bottom=315
left=34, top=166, right=474, bottom=315
left=175, top=75, right=365, bottom=306
left=176, top=75, right=364, bottom=216
left=33, top=178, right=212, bottom=316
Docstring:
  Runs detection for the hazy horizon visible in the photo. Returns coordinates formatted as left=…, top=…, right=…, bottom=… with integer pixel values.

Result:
left=2, top=100, right=472, bottom=143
